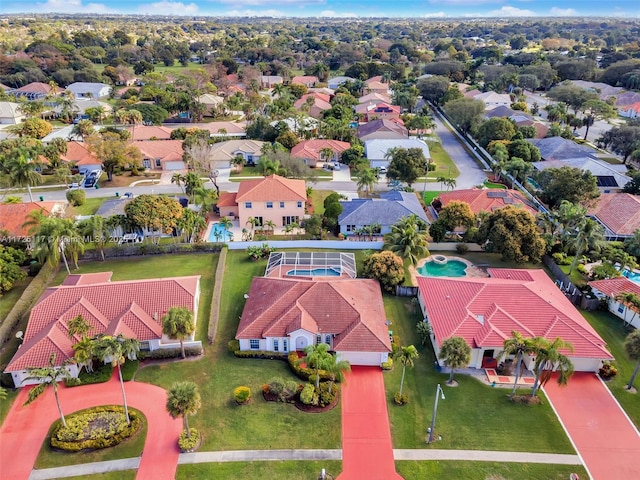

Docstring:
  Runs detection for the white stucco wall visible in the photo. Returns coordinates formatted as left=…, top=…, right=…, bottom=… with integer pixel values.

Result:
left=607, top=298, right=640, bottom=329
left=11, top=364, right=79, bottom=388
left=337, top=351, right=388, bottom=366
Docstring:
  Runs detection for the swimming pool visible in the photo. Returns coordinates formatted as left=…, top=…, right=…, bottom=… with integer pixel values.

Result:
left=208, top=222, right=231, bottom=242
left=622, top=268, right=640, bottom=285
left=287, top=268, right=341, bottom=277
left=417, top=259, right=468, bottom=277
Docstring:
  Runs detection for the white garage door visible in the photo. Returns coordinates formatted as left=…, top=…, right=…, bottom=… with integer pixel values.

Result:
left=164, top=161, right=185, bottom=171
left=337, top=351, right=381, bottom=366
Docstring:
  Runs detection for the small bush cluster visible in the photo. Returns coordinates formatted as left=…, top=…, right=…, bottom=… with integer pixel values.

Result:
left=299, top=381, right=338, bottom=407
left=51, top=406, right=141, bottom=451
left=265, top=377, right=300, bottom=403
left=68, top=363, right=113, bottom=387
left=246, top=243, right=275, bottom=260
left=552, top=252, right=572, bottom=266
left=287, top=352, right=331, bottom=383
left=381, top=358, right=394, bottom=371
left=576, top=264, right=588, bottom=275
left=227, top=339, right=240, bottom=352
left=138, top=345, right=202, bottom=360
left=394, top=392, right=409, bottom=405
left=178, top=429, right=199, bottom=452
left=234, top=349, right=287, bottom=360
left=455, top=243, right=469, bottom=254
left=599, top=362, right=618, bottom=380
left=66, top=189, right=86, bottom=206
left=234, top=386, right=251, bottom=404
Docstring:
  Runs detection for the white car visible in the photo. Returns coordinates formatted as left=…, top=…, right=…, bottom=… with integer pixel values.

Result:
left=379, top=166, right=387, bottom=174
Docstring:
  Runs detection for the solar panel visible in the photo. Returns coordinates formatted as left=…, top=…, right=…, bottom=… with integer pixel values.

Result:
left=486, top=191, right=508, bottom=198
left=503, top=197, right=515, bottom=204
left=596, top=176, right=618, bottom=187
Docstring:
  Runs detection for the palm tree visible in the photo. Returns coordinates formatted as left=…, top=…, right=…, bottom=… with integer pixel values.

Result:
left=67, top=315, right=91, bottom=339
left=614, top=292, right=640, bottom=328
left=171, top=173, right=186, bottom=194
left=530, top=337, right=574, bottom=397
left=72, top=336, right=95, bottom=373
left=624, top=330, right=640, bottom=390
left=219, top=216, right=233, bottom=232
left=264, top=220, right=276, bottom=238
left=396, top=345, right=419, bottom=397
left=166, top=381, right=201, bottom=439
left=439, top=337, right=471, bottom=385
left=93, top=334, right=140, bottom=424
left=568, top=218, right=605, bottom=274
left=502, top=331, right=538, bottom=397
left=383, top=214, right=430, bottom=265
left=300, top=343, right=333, bottom=389
left=443, top=178, right=457, bottom=191
left=356, top=168, right=379, bottom=197
left=79, top=215, right=109, bottom=261
left=115, top=109, right=143, bottom=139
left=184, top=172, right=204, bottom=204
left=319, top=147, right=335, bottom=164
left=326, top=354, right=351, bottom=392
left=1, top=148, right=43, bottom=202
left=30, top=217, right=84, bottom=274
left=23, top=353, right=73, bottom=427
left=162, top=307, right=195, bottom=359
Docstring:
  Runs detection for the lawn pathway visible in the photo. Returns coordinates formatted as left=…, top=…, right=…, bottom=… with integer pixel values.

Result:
left=0, top=371, right=181, bottom=480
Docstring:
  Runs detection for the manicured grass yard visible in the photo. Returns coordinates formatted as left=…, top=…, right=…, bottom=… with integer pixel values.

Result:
left=397, top=461, right=588, bottom=479
left=426, top=142, right=460, bottom=180
left=382, top=296, right=574, bottom=453
left=80, top=472, right=136, bottom=480
left=69, top=197, right=110, bottom=216
left=0, top=276, right=31, bottom=322
left=581, top=310, right=640, bottom=429
left=309, top=189, right=333, bottom=215
left=177, top=461, right=343, bottom=479
left=422, top=191, right=441, bottom=205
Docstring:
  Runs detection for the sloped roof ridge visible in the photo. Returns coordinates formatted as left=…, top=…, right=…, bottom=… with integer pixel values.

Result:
left=544, top=314, right=611, bottom=357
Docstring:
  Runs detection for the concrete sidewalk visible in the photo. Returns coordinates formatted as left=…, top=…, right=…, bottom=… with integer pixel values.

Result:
left=393, top=449, right=581, bottom=464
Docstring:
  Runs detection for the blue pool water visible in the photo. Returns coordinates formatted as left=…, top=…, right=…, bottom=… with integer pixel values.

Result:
left=622, top=269, right=640, bottom=285
left=287, top=268, right=341, bottom=277
left=208, top=222, right=231, bottom=242
left=417, top=259, right=468, bottom=277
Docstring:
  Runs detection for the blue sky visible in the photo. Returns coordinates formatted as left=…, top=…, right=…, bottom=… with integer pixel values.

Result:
left=1, top=0, right=639, bottom=18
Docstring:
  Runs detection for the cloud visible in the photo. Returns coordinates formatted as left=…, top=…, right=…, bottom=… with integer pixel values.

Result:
left=218, top=0, right=325, bottom=5
left=320, top=10, right=357, bottom=17
left=430, top=0, right=503, bottom=4
left=550, top=7, right=576, bottom=16
left=35, top=0, right=114, bottom=13
left=423, top=12, right=447, bottom=18
left=223, top=8, right=287, bottom=16
left=137, top=1, right=199, bottom=14
left=486, top=6, right=536, bottom=16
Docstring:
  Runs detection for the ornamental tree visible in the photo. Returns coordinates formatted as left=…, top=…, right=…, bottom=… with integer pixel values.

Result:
left=362, top=251, right=405, bottom=293
left=125, top=195, right=183, bottom=244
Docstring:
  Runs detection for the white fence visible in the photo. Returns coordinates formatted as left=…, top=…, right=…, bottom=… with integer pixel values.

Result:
left=225, top=240, right=484, bottom=252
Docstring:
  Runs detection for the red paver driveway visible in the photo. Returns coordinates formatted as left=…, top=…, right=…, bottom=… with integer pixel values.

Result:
left=338, top=366, right=403, bottom=480
left=544, top=372, right=640, bottom=480
left=0, top=372, right=181, bottom=480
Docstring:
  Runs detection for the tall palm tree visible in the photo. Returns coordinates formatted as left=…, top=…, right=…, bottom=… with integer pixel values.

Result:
left=614, top=292, right=640, bottom=328
left=530, top=337, right=574, bottom=397
left=356, top=168, right=379, bottom=197
left=300, top=343, right=333, bottom=389
left=264, top=220, right=276, bottom=238
left=166, top=381, right=201, bottom=439
left=30, top=217, right=84, bottom=274
left=383, top=214, right=430, bottom=265
left=79, top=215, right=109, bottom=261
left=439, top=337, right=471, bottom=385
left=23, top=353, right=73, bottom=427
left=502, top=331, right=538, bottom=397
left=326, top=354, right=351, bottom=392
left=93, top=334, right=140, bottom=424
left=568, top=218, right=605, bottom=274
left=162, top=307, right=195, bottom=359
left=171, top=173, right=186, bottom=194
left=67, top=315, right=91, bottom=339
left=624, top=330, right=640, bottom=390
left=72, top=336, right=95, bottom=373
left=1, top=148, right=43, bottom=202
left=396, top=345, right=419, bottom=396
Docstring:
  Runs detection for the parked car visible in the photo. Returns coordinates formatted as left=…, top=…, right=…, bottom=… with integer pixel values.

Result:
left=378, top=166, right=387, bottom=174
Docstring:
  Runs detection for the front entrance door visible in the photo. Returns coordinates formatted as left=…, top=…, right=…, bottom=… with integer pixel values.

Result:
left=295, top=336, right=308, bottom=350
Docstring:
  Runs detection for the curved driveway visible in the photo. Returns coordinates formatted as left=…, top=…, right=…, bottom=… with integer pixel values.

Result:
left=0, top=372, right=181, bottom=480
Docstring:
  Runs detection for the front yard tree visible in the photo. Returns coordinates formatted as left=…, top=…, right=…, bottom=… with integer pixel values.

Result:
left=535, top=166, right=600, bottom=208
left=78, top=215, right=109, bottom=261
left=396, top=345, right=419, bottom=397
left=383, top=214, right=430, bottom=265
left=356, top=167, right=379, bottom=197
left=166, top=381, right=201, bottom=440
left=326, top=354, right=351, bottom=392
left=88, top=132, right=143, bottom=182
left=24, top=353, right=73, bottom=428
left=362, top=251, right=405, bottom=293
left=531, top=337, right=574, bottom=397
left=30, top=217, right=85, bottom=274
left=386, top=147, right=429, bottom=188
left=444, top=97, right=485, bottom=134
left=0, top=146, right=43, bottom=202
left=502, top=331, right=537, bottom=397
left=439, top=337, right=471, bottom=385
left=162, top=307, right=195, bottom=359
left=476, top=118, right=517, bottom=148
left=125, top=195, right=183, bottom=244
left=93, top=334, right=140, bottom=425
left=301, top=343, right=333, bottom=389
left=624, top=330, right=640, bottom=391
left=478, top=206, right=546, bottom=264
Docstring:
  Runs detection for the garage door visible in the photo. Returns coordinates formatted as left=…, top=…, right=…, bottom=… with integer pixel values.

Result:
left=338, top=351, right=381, bottom=366
left=164, top=161, right=185, bottom=171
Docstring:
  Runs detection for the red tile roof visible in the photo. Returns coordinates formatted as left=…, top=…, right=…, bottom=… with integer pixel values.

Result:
left=127, top=125, right=173, bottom=141
left=15, top=82, right=61, bottom=94
left=0, top=202, right=64, bottom=237
left=61, top=141, right=101, bottom=166
left=216, top=192, right=237, bottom=207
left=587, top=193, right=640, bottom=236
left=6, top=273, right=200, bottom=371
left=417, top=269, right=612, bottom=360
left=291, top=75, right=319, bottom=85
left=136, top=139, right=183, bottom=162
left=236, top=277, right=391, bottom=353
left=294, top=94, right=332, bottom=112
left=236, top=174, right=306, bottom=203
left=436, top=188, right=537, bottom=216
left=590, top=277, right=640, bottom=297
left=291, top=139, right=350, bottom=162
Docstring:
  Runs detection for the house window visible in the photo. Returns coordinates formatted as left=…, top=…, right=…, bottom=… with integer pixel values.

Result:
left=325, top=335, right=331, bottom=345
left=283, top=339, right=288, bottom=352
left=249, top=339, right=260, bottom=350
left=266, top=202, right=273, bottom=209
left=273, top=339, right=279, bottom=352
left=279, top=201, right=285, bottom=208
left=346, top=225, right=356, bottom=232
left=245, top=202, right=252, bottom=209
left=143, top=159, right=151, bottom=169
left=155, top=159, right=162, bottom=168
left=247, top=154, right=254, bottom=165
left=316, top=334, right=322, bottom=345
left=297, top=201, right=303, bottom=208
left=282, top=216, right=299, bottom=226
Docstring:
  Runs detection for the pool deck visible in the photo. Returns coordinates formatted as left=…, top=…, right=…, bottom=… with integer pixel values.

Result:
left=409, top=255, right=488, bottom=285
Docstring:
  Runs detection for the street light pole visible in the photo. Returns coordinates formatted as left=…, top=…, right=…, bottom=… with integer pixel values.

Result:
left=428, top=383, right=445, bottom=443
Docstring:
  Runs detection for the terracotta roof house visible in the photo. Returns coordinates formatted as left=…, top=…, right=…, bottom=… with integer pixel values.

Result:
left=5, top=272, right=201, bottom=387
left=364, top=138, right=430, bottom=169
left=193, top=121, right=247, bottom=138
left=137, top=139, right=185, bottom=171
left=0, top=101, right=26, bottom=124
left=210, top=139, right=265, bottom=168
left=619, top=102, right=640, bottom=119
left=12, top=82, right=62, bottom=100
left=294, top=93, right=332, bottom=119
left=0, top=201, right=66, bottom=238
left=236, top=276, right=392, bottom=366
left=614, top=91, right=640, bottom=108
left=260, top=75, right=284, bottom=89
left=216, top=174, right=306, bottom=229
left=587, top=193, right=640, bottom=240
left=358, top=118, right=408, bottom=141
left=291, top=139, right=350, bottom=168
left=589, top=277, right=640, bottom=329
left=358, top=92, right=392, bottom=105
left=339, top=191, right=429, bottom=237
left=364, top=81, right=389, bottom=96
left=126, top=125, right=173, bottom=141
left=355, top=102, right=401, bottom=122
left=66, top=82, right=111, bottom=99
left=61, top=141, right=102, bottom=174
left=416, top=269, right=613, bottom=372
left=291, top=75, right=319, bottom=88
left=430, top=188, right=538, bottom=222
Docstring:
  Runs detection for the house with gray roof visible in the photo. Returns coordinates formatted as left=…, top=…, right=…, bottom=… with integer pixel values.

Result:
left=328, top=76, right=355, bottom=90
left=358, top=119, right=408, bottom=142
left=338, top=191, right=428, bottom=237
left=527, top=137, right=599, bottom=162
left=364, top=138, right=430, bottom=169
left=532, top=157, right=631, bottom=192
left=66, top=82, right=111, bottom=99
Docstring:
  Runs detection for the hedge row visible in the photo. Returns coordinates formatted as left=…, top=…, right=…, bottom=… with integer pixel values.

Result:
left=79, top=242, right=223, bottom=261
left=234, top=349, right=288, bottom=360
left=287, top=352, right=332, bottom=383
left=0, top=262, right=57, bottom=349
left=208, top=246, right=227, bottom=344
left=138, top=345, right=203, bottom=360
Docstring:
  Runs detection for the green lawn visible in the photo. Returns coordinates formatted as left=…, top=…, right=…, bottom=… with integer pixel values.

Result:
left=426, top=142, right=460, bottom=180
left=177, top=461, right=343, bottom=479
left=558, top=261, right=590, bottom=288
left=397, top=461, right=588, bottom=480
left=309, top=189, right=333, bottom=215
left=383, top=295, right=575, bottom=453
left=230, top=166, right=332, bottom=178
left=0, top=276, right=31, bottom=321
left=69, top=197, right=110, bottom=216
left=581, top=310, right=640, bottom=429
left=422, top=191, right=441, bottom=205
left=0, top=389, right=18, bottom=425
left=79, top=472, right=136, bottom=480
left=483, top=180, right=507, bottom=189
left=35, top=409, right=147, bottom=469
left=135, top=250, right=342, bottom=451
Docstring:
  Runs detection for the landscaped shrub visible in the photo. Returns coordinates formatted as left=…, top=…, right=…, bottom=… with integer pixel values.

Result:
left=287, top=352, right=331, bottom=383
left=178, top=428, right=199, bottom=452
left=394, top=392, right=409, bottom=405
left=599, top=362, right=618, bottom=380
left=381, top=358, right=394, bottom=371
left=265, top=377, right=299, bottom=402
left=576, top=264, right=588, bottom=275
left=317, top=381, right=337, bottom=406
left=299, top=383, right=317, bottom=405
left=552, top=252, right=571, bottom=265
left=50, top=406, right=141, bottom=451
left=234, top=386, right=251, bottom=404
left=138, top=345, right=202, bottom=360
left=66, top=189, right=86, bottom=206
left=455, top=243, right=469, bottom=254
left=227, top=339, right=240, bottom=352
left=247, top=243, right=275, bottom=260
left=68, top=363, right=113, bottom=387
left=234, top=349, right=287, bottom=360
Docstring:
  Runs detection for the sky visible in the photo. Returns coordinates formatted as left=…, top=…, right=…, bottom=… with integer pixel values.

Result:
left=1, top=0, right=639, bottom=18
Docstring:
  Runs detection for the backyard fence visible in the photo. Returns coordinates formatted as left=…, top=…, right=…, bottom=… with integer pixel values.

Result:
left=396, top=286, right=419, bottom=297
left=542, top=255, right=583, bottom=305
